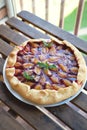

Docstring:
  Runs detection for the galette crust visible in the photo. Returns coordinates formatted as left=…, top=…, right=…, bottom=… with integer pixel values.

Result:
left=5, top=38, right=87, bottom=105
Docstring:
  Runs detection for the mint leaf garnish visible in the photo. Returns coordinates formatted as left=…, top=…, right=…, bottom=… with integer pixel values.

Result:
left=48, top=64, right=57, bottom=69
left=23, top=72, right=34, bottom=81
left=37, top=62, right=56, bottom=70
left=43, top=41, right=52, bottom=48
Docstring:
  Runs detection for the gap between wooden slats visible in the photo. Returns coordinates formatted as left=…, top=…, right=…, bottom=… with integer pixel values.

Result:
left=67, top=101, right=87, bottom=119
left=6, top=17, right=50, bottom=39
left=74, top=0, right=84, bottom=35
left=59, top=0, right=65, bottom=28
left=46, top=103, right=87, bottom=130
left=0, top=101, right=35, bottom=130
left=36, top=106, right=71, bottom=130
left=0, top=107, right=25, bottom=130
left=0, top=24, right=28, bottom=45
left=71, top=92, right=87, bottom=113
left=17, top=11, right=87, bottom=54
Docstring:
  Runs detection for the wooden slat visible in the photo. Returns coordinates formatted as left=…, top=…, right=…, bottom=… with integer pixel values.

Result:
left=0, top=107, right=25, bottom=130
left=17, top=11, right=87, bottom=54
left=47, top=104, right=87, bottom=130
left=0, top=58, right=5, bottom=74
left=0, top=39, right=13, bottom=74
left=0, top=24, right=28, bottom=45
left=6, top=17, right=50, bottom=39
left=74, top=0, right=84, bottom=35
left=59, top=0, right=65, bottom=28
left=0, top=82, right=63, bottom=130
left=71, top=92, right=87, bottom=112
left=0, top=39, right=13, bottom=56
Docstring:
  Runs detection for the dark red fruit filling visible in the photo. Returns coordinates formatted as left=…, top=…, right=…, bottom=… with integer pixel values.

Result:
left=14, top=41, right=78, bottom=90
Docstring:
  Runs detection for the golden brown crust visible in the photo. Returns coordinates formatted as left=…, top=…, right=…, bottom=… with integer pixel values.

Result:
left=5, top=38, right=87, bottom=105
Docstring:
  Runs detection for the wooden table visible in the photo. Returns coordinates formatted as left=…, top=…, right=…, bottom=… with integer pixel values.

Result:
left=0, top=10, right=87, bottom=130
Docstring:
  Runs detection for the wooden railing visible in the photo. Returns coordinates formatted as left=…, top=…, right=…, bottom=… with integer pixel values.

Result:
left=4, top=0, right=86, bottom=36
left=74, top=0, right=84, bottom=35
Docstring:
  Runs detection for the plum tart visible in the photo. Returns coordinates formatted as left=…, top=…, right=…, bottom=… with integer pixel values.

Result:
left=5, top=39, right=87, bottom=105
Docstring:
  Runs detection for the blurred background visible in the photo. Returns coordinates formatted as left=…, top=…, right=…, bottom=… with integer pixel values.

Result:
left=0, top=0, right=87, bottom=41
